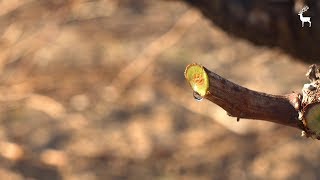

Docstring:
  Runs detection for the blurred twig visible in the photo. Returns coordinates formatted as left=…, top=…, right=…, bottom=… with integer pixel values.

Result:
left=106, top=9, right=200, bottom=101
left=0, top=0, right=34, bottom=16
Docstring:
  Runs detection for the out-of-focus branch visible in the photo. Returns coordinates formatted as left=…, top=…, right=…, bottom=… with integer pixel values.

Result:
left=106, top=9, right=200, bottom=101
left=181, top=0, right=319, bottom=61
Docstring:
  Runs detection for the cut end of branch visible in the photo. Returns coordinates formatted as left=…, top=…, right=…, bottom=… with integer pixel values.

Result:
left=184, top=63, right=209, bottom=97
left=303, top=103, right=320, bottom=139
left=299, top=64, right=320, bottom=139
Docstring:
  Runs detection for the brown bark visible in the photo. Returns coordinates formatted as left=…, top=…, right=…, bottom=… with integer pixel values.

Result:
left=202, top=67, right=302, bottom=128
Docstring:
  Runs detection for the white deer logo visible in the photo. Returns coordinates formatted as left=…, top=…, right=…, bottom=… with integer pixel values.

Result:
left=298, top=6, right=311, bottom=27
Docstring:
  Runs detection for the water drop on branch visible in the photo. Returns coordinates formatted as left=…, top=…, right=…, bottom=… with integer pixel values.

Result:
left=193, top=91, right=203, bottom=101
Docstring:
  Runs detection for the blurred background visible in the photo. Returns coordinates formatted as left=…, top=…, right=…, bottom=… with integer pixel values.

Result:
left=1, top=0, right=320, bottom=180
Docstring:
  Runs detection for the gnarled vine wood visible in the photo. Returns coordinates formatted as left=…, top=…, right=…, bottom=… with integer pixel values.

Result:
left=185, top=64, right=320, bottom=139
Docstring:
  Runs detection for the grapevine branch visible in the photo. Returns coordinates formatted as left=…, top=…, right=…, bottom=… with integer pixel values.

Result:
left=185, top=63, right=311, bottom=134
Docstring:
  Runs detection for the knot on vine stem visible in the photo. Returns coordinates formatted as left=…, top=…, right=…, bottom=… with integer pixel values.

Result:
left=300, top=64, right=320, bottom=139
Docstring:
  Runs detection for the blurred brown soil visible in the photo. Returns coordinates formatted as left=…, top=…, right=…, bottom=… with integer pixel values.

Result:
left=0, top=1, right=320, bottom=180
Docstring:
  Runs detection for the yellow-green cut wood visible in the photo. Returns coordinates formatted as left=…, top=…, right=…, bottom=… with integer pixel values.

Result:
left=184, top=63, right=209, bottom=97
left=305, top=103, right=320, bottom=137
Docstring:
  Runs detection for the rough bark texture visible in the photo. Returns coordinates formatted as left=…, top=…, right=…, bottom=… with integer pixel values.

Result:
left=185, top=64, right=320, bottom=139
left=300, top=64, right=320, bottom=138
left=182, top=0, right=320, bottom=62
left=185, top=64, right=302, bottom=129
left=203, top=67, right=300, bottom=127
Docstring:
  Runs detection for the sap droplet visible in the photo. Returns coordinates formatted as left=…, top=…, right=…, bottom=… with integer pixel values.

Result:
left=193, top=91, right=203, bottom=101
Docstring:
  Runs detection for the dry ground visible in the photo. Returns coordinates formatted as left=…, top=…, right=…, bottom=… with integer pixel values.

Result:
left=0, top=0, right=319, bottom=180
